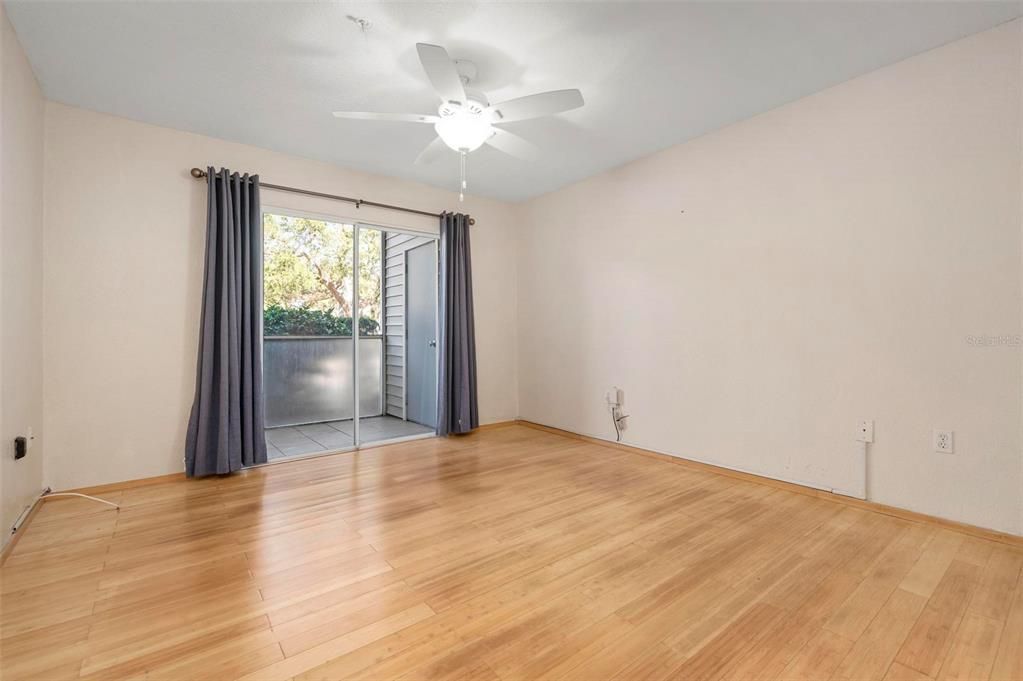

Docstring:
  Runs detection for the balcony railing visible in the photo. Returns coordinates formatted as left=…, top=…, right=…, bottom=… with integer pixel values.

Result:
left=263, top=336, right=384, bottom=428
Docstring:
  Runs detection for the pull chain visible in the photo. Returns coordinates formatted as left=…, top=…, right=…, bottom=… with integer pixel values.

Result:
left=459, top=150, right=467, bottom=202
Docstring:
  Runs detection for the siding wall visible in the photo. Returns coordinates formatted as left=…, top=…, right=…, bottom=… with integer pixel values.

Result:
left=383, top=232, right=434, bottom=419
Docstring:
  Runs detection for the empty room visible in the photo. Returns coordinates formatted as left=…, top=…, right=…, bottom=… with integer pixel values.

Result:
left=1, top=1, right=1022, bottom=680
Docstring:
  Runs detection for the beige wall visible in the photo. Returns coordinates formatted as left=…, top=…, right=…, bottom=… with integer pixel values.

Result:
left=518, top=20, right=1023, bottom=534
left=1, top=3, right=45, bottom=541
left=42, top=103, right=519, bottom=491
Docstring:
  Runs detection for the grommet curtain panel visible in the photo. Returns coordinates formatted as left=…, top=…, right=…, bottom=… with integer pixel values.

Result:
left=185, top=167, right=268, bottom=476
left=437, top=212, right=479, bottom=436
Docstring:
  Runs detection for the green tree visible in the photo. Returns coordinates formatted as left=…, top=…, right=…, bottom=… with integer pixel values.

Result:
left=357, top=228, right=382, bottom=324
left=263, top=214, right=381, bottom=335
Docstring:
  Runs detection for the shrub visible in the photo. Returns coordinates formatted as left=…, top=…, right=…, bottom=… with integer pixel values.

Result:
left=263, top=306, right=380, bottom=336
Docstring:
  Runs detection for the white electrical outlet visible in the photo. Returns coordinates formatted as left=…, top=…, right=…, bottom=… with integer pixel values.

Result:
left=933, top=430, right=954, bottom=454
left=856, top=420, right=874, bottom=443
left=605, top=387, right=621, bottom=408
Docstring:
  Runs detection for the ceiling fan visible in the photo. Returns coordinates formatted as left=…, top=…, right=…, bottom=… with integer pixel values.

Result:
left=332, top=43, right=584, bottom=200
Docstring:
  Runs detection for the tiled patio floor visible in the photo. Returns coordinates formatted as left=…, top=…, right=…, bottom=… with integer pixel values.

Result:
left=265, top=415, right=434, bottom=460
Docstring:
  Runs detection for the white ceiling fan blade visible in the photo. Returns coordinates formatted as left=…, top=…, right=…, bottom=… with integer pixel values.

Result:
left=416, top=43, right=467, bottom=104
left=485, top=128, right=538, bottom=161
left=487, top=89, right=584, bottom=123
left=332, top=111, right=439, bottom=124
left=414, top=136, right=449, bottom=165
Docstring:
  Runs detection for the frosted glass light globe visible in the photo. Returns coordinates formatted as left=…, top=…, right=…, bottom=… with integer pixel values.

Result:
left=435, top=113, right=493, bottom=152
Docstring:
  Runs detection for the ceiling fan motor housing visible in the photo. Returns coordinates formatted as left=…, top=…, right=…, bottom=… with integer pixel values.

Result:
left=439, top=94, right=488, bottom=118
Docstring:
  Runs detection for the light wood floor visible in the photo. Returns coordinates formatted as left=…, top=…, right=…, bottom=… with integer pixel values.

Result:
left=2, top=425, right=1021, bottom=681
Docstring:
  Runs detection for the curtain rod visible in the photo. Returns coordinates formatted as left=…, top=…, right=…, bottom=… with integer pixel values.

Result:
left=189, top=168, right=474, bottom=226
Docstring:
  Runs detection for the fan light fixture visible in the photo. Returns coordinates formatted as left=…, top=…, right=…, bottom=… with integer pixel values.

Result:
left=434, top=112, right=493, bottom=153
left=434, top=109, right=494, bottom=201
left=331, top=43, right=584, bottom=202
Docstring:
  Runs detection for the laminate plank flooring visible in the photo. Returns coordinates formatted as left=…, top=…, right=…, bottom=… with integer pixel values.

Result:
left=2, top=425, right=1020, bottom=680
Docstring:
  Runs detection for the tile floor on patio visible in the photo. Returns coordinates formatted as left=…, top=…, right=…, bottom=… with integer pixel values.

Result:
left=264, top=415, right=434, bottom=460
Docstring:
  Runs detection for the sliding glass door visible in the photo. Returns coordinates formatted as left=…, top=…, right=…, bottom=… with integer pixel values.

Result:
left=262, top=212, right=358, bottom=459
left=261, top=211, right=438, bottom=462
left=356, top=226, right=438, bottom=445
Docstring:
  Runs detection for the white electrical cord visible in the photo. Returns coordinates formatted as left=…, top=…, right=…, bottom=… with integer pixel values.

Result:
left=43, top=492, right=121, bottom=509
left=9, top=487, right=120, bottom=538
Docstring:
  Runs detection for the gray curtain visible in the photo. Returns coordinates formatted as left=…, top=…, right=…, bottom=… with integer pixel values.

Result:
left=437, top=212, right=479, bottom=435
left=185, top=167, right=267, bottom=476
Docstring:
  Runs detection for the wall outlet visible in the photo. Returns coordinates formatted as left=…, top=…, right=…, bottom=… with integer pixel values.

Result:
left=606, top=386, right=627, bottom=438
left=856, top=420, right=874, bottom=443
left=933, top=430, right=954, bottom=454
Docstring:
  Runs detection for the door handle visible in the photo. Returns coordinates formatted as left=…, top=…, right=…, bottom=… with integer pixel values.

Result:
left=428, top=340, right=437, bottom=347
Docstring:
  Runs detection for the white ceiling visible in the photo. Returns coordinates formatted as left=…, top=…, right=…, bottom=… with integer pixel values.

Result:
left=7, top=1, right=1021, bottom=202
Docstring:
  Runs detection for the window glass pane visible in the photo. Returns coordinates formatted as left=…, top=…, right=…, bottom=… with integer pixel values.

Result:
left=358, top=227, right=382, bottom=336
left=263, top=213, right=355, bottom=336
